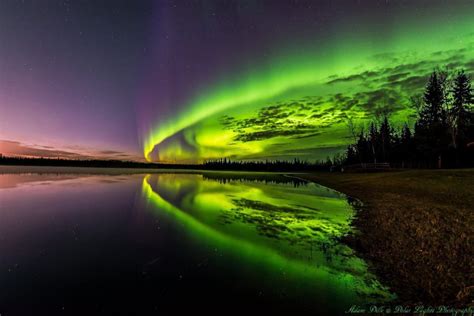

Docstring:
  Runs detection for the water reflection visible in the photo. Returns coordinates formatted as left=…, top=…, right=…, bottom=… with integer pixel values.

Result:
left=0, top=171, right=393, bottom=314
left=142, top=173, right=393, bottom=304
left=202, top=172, right=308, bottom=186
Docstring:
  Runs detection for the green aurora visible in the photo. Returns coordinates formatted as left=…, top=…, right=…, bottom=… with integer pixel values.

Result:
left=141, top=173, right=394, bottom=303
left=143, top=10, right=474, bottom=163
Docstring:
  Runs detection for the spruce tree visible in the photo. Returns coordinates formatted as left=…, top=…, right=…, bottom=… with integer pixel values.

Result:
left=400, top=123, right=413, bottom=166
left=422, top=71, right=445, bottom=125
left=369, top=122, right=379, bottom=163
left=401, top=123, right=412, bottom=143
left=415, top=70, right=450, bottom=167
left=356, top=130, right=369, bottom=163
left=450, top=70, right=473, bottom=149
left=379, top=116, right=392, bottom=162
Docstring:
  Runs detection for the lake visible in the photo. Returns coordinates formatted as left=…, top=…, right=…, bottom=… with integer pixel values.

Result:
left=0, top=168, right=392, bottom=314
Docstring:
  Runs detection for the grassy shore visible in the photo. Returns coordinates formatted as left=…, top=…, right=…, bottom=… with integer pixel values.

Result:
left=300, top=169, right=474, bottom=306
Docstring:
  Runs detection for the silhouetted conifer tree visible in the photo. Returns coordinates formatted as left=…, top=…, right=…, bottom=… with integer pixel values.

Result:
left=415, top=70, right=450, bottom=167
left=368, top=122, right=379, bottom=163
left=379, top=116, right=393, bottom=162
left=450, top=70, right=473, bottom=149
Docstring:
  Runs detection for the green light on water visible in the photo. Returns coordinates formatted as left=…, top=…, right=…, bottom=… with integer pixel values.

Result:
left=141, top=173, right=394, bottom=302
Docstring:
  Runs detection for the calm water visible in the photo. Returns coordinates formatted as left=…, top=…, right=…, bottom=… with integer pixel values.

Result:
left=0, top=170, right=392, bottom=315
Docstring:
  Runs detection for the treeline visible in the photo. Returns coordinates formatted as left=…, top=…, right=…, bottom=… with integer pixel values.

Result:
left=203, top=158, right=338, bottom=172
left=1, top=155, right=335, bottom=172
left=0, top=156, right=198, bottom=169
left=345, top=69, right=474, bottom=168
left=0, top=156, right=336, bottom=172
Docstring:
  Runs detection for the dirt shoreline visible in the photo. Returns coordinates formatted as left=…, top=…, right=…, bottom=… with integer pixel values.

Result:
left=299, top=170, right=474, bottom=307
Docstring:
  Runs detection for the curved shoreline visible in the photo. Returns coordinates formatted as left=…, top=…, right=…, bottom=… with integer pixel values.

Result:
left=298, top=170, right=474, bottom=307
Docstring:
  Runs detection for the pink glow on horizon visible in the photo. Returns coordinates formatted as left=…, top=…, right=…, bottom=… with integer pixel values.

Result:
left=0, top=140, right=145, bottom=162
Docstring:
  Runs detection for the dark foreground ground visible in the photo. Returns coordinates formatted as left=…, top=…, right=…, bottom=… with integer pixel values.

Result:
left=300, top=169, right=474, bottom=307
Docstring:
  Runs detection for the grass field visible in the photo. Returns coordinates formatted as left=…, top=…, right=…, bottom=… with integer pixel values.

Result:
left=300, top=169, right=474, bottom=306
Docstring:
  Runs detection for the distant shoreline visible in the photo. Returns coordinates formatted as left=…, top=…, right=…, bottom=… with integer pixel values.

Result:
left=0, top=156, right=200, bottom=170
left=0, top=165, right=305, bottom=175
left=0, top=156, right=332, bottom=172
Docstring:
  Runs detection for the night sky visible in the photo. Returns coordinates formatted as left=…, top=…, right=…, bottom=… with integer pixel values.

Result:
left=1, top=1, right=473, bottom=162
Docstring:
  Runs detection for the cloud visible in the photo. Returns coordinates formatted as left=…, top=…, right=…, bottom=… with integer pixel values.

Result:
left=98, top=150, right=125, bottom=155
left=381, top=60, right=432, bottom=77
left=386, top=72, right=411, bottom=82
left=326, top=70, right=379, bottom=85
left=388, top=74, right=428, bottom=91
left=463, top=60, right=474, bottom=71
left=220, top=103, right=321, bottom=142
left=351, top=89, right=407, bottom=117
left=0, top=140, right=142, bottom=161
left=0, top=140, right=88, bottom=159
left=234, top=129, right=320, bottom=142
